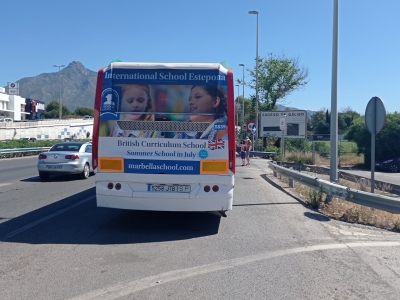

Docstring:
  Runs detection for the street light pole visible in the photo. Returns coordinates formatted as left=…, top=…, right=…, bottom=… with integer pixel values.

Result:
left=249, top=10, right=259, bottom=150
left=235, top=84, right=240, bottom=127
left=239, top=63, right=245, bottom=137
left=53, top=64, right=65, bottom=120
left=330, top=0, right=339, bottom=183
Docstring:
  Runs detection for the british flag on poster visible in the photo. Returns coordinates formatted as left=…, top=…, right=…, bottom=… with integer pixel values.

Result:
left=208, top=139, right=225, bottom=150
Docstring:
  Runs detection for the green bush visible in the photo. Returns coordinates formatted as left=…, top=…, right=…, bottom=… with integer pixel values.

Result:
left=315, top=141, right=330, bottom=158
left=265, top=145, right=280, bottom=154
left=286, top=152, right=312, bottom=164
left=306, top=188, right=324, bottom=208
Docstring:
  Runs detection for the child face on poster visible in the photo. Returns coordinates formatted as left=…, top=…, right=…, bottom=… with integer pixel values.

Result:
left=188, top=85, right=227, bottom=123
left=121, top=84, right=154, bottom=121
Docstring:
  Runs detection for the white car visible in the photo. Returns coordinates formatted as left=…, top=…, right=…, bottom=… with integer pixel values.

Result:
left=82, top=115, right=93, bottom=120
left=0, top=117, right=13, bottom=123
left=37, top=142, right=93, bottom=180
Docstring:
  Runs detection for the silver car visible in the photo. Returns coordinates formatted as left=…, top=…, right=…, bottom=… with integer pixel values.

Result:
left=37, top=142, right=93, bottom=180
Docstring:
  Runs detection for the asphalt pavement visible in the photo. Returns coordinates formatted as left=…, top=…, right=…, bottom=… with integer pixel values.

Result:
left=0, top=157, right=399, bottom=299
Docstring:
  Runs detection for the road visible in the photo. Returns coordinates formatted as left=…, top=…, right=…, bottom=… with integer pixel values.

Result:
left=0, top=157, right=399, bottom=299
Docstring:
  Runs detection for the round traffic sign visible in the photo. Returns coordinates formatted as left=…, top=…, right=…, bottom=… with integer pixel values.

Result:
left=246, top=121, right=255, bottom=132
left=365, top=97, right=386, bottom=134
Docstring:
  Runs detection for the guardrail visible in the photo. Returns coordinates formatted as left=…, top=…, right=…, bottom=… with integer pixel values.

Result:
left=0, top=147, right=51, bottom=158
left=272, top=161, right=400, bottom=196
left=268, top=161, right=400, bottom=214
left=249, top=151, right=277, bottom=158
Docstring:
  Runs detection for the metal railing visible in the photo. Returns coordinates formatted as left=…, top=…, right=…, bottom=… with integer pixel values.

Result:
left=249, top=151, right=277, bottom=158
left=271, top=161, right=400, bottom=196
left=268, top=161, right=400, bottom=214
left=0, top=119, right=93, bottom=129
left=0, top=147, right=51, bottom=158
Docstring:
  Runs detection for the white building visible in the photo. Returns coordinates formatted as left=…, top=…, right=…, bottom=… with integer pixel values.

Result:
left=0, top=87, right=30, bottom=121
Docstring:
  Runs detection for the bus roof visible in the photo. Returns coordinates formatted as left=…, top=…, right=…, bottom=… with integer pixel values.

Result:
left=104, top=62, right=229, bottom=74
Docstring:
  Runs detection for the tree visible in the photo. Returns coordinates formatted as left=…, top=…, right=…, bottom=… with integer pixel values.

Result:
left=310, top=109, right=330, bottom=134
left=345, top=112, right=400, bottom=166
left=243, top=53, right=308, bottom=111
left=75, top=107, right=94, bottom=116
left=338, top=107, right=360, bottom=133
left=44, top=100, right=71, bottom=119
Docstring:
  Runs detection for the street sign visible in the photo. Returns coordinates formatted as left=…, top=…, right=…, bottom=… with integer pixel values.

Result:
left=246, top=121, right=255, bottom=133
left=8, top=88, right=19, bottom=95
left=260, top=110, right=307, bottom=139
left=365, top=96, right=386, bottom=194
left=365, top=96, right=386, bottom=134
left=251, top=124, right=257, bottom=135
left=279, top=118, right=286, bottom=130
left=8, top=82, right=19, bottom=89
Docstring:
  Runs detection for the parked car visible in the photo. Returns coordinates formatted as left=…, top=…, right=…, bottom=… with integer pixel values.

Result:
left=375, top=153, right=400, bottom=173
left=0, top=117, right=13, bottom=123
left=82, top=115, right=93, bottom=120
left=37, top=142, right=93, bottom=180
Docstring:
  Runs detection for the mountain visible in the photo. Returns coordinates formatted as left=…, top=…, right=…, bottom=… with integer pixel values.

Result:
left=16, top=61, right=97, bottom=111
left=11, top=62, right=317, bottom=116
left=277, top=104, right=316, bottom=118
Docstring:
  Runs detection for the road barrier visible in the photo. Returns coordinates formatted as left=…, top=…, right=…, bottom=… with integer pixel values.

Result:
left=0, top=147, right=51, bottom=158
left=249, top=151, right=277, bottom=158
left=272, top=161, right=400, bottom=196
left=268, top=161, right=400, bottom=214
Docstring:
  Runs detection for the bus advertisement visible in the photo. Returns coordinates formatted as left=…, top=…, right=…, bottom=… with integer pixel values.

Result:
left=92, top=62, right=235, bottom=213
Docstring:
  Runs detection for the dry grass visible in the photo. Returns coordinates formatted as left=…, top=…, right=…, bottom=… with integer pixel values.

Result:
left=314, top=152, right=364, bottom=166
left=322, top=198, right=400, bottom=231
left=338, top=153, right=364, bottom=166
left=283, top=151, right=364, bottom=166
left=281, top=175, right=400, bottom=232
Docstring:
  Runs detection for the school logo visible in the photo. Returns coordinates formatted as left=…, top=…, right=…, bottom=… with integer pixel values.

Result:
left=100, top=88, right=119, bottom=118
left=199, top=149, right=208, bottom=159
left=208, top=139, right=225, bottom=150
left=214, top=123, right=226, bottom=130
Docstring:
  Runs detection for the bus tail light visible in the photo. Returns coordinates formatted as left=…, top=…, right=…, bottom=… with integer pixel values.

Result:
left=107, top=182, right=114, bottom=189
left=204, top=185, right=211, bottom=192
left=212, top=185, right=219, bottom=192
left=39, top=154, right=47, bottom=159
left=115, top=183, right=121, bottom=190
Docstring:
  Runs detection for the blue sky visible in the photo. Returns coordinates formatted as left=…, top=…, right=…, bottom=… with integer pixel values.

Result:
left=1, top=0, right=399, bottom=114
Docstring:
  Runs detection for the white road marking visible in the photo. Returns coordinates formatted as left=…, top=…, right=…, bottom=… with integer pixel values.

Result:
left=2, top=195, right=95, bottom=240
left=70, top=241, right=400, bottom=300
left=0, top=183, right=12, bottom=187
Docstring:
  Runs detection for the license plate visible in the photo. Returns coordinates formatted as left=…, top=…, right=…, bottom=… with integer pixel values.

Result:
left=46, top=165, right=62, bottom=169
left=148, top=185, right=191, bottom=193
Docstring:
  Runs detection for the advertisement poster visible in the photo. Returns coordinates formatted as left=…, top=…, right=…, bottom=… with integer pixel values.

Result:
left=98, top=67, right=229, bottom=175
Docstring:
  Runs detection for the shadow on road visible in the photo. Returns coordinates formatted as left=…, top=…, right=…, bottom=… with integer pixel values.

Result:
left=260, top=174, right=299, bottom=201
left=20, top=174, right=94, bottom=182
left=303, top=212, right=330, bottom=222
left=0, top=187, right=221, bottom=245
left=234, top=202, right=300, bottom=207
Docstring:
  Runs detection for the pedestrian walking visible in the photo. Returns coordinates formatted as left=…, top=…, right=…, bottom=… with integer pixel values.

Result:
left=245, top=137, right=252, bottom=166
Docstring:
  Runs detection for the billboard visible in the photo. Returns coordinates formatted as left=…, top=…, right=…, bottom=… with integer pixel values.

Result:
left=260, top=110, right=307, bottom=139
left=98, top=66, right=230, bottom=175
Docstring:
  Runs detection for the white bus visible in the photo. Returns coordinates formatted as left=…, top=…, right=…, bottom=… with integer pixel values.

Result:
left=92, top=62, right=236, bottom=213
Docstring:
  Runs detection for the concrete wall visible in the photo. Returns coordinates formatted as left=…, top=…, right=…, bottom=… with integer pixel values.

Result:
left=0, top=119, right=94, bottom=141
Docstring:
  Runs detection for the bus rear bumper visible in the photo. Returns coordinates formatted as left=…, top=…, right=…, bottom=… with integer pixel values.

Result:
left=96, top=194, right=232, bottom=212
left=95, top=173, right=234, bottom=212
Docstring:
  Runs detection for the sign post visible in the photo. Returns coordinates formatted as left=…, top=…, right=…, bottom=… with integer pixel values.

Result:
left=280, top=117, right=286, bottom=166
left=365, top=96, right=386, bottom=193
left=251, top=124, right=257, bottom=151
